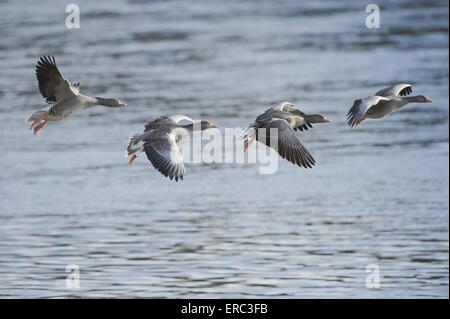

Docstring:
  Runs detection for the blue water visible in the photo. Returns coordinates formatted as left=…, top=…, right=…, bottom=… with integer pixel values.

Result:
left=0, top=0, right=448, bottom=298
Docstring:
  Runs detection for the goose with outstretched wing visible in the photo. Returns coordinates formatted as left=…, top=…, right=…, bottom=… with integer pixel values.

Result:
left=347, top=84, right=432, bottom=128
left=241, top=101, right=331, bottom=168
left=126, top=115, right=218, bottom=181
left=26, top=56, right=126, bottom=134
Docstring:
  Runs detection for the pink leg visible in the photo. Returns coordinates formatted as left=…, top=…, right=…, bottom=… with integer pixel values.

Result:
left=32, top=120, right=47, bottom=135
left=243, top=137, right=250, bottom=152
left=128, top=154, right=137, bottom=165
left=27, top=110, right=49, bottom=135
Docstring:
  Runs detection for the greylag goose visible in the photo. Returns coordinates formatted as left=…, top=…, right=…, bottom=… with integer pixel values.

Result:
left=241, top=102, right=331, bottom=168
left=26, top=56, right=126, bottom=134
left=126, top=115, right=218, bottom=181
left=347, top=84, right=432, bottom=128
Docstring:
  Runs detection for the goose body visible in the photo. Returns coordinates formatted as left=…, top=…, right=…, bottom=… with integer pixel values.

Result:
left=126, top=115, right=217, bottom=181
left=241, top=102, right=331, bottom=168
left=26, top=56, right=126, bottom=134
left=347, top=84, right=432, bottom=128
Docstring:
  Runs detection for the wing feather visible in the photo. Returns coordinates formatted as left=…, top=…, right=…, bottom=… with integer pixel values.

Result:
left=257, top=119, right=315, bottom=168
left=35, top=55, right=78, bottom=104
left=375, top=84, right=412, bottom=97
left=143, top=134, right=186, bottom=181
left=144, top=115, right=194, bottom=131
left=346, top=96, right=389, bottom=128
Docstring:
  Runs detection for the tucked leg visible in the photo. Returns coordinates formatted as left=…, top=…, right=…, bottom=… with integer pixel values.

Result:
left=26, top=110, right=49, bottom=135
left=128, top=154, right=137, bottom=165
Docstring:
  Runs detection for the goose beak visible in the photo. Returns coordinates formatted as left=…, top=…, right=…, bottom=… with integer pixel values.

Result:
left=425, top=98, right=432, bottom=103
left=118, top=100, right=127, bottom=107
left=210, top=123, right=218, bottom=129
left=324, top=117, right=332, bottom=123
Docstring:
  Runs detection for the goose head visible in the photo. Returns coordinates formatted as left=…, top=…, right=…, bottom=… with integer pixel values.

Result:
left=199, top=120, right=218, bottom=130
left=108, top=98, right=127, bottom=107
left=415, top=95, right=432, bottom=103
left=95, top=97, right=127, bottom=107
left=306, top=114, right=332, bottom=123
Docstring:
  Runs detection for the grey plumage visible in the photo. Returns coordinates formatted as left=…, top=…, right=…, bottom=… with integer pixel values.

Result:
left=26, top=55, right=126, bottom=134
left=375, top=84, right=413, bottom=97
left=126, top=115, right=217, bottom=182
left=347, top=84, right=432, bottom=128
left=35, top=55, right=76, bottom=104
left=142, top=116, right=189, bottom=181
left=242, top=102, right=330, bottom=169
left=143, top=134, right=186, bottom=182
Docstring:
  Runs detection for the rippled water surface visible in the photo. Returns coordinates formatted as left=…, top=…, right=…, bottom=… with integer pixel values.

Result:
left=0, top=0, right=448, bottom=298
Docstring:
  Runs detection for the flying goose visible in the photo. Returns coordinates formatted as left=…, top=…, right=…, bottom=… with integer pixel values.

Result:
left=347, top=84, right=432, bottom=128
left=26, top=56, right=126, bottom=134
left=126, top=115, right=218, bottom=181
left=241, top=102, right=331, bottom=168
